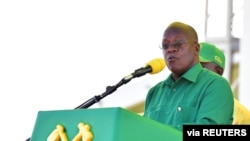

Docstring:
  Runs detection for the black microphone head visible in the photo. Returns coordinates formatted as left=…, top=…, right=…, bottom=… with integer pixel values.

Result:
left=146, top=58, right=166, bottom=74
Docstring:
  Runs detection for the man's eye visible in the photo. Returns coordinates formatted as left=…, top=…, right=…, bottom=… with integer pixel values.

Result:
left=174, top=43, right=182, bottom=48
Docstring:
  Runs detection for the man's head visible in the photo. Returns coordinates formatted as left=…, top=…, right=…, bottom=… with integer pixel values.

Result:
left=199, top=42, right=225, bottom=75
left=161, top=21, right=200, bottom=80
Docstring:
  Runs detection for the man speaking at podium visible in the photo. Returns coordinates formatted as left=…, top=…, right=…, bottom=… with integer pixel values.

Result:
left=143, top=21, right=234, bottom=131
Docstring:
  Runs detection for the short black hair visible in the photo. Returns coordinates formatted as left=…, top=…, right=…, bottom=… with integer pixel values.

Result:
left=165, top=21, right=198, bottom=42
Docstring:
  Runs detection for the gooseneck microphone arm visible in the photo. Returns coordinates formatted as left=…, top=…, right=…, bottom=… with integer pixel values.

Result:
left=74, top=67, right=150, bottom=109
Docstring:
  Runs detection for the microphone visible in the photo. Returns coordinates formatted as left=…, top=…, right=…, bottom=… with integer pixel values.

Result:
left=123, top=58, right=166, bottom=80
left=146, top=58, right=166, bottom=74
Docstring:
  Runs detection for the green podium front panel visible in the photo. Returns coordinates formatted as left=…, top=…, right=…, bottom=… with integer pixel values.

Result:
left=30, top=107, right=182, bottom=141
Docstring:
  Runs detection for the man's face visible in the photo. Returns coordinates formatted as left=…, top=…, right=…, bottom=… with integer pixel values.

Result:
left=200, top=62, right=223, bottom=75
left=162, top=29, right=199, bottom=78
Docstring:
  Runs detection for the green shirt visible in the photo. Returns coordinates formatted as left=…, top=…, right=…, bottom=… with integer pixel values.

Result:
left=144, top=63, right=234, bottom=130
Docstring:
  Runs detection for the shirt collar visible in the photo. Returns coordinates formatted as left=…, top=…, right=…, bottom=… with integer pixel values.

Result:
left=166, top=63, right=203, bottom=84
left=182, top=63, right=203, bottom=82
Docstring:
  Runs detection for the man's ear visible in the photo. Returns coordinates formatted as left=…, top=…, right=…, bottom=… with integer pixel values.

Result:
left=216, top=66, right=224, bottom=76
left=195, top=42, right=200, bottom=55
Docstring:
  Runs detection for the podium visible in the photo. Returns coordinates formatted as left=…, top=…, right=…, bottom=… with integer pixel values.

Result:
left=30, top=107, right=182, bottom=141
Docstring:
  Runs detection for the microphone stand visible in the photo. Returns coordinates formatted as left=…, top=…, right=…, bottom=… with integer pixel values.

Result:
left=74, top=77, right=131, bottom=109
left=75, top=66, right=151, bottom=109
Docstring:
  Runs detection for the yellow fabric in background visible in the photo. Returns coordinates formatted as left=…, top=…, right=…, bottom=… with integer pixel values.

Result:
left=233, top=99, right=250, bottom=124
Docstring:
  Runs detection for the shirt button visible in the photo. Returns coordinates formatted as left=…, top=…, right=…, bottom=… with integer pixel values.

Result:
left=177, top=107, right=181, bottom=111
